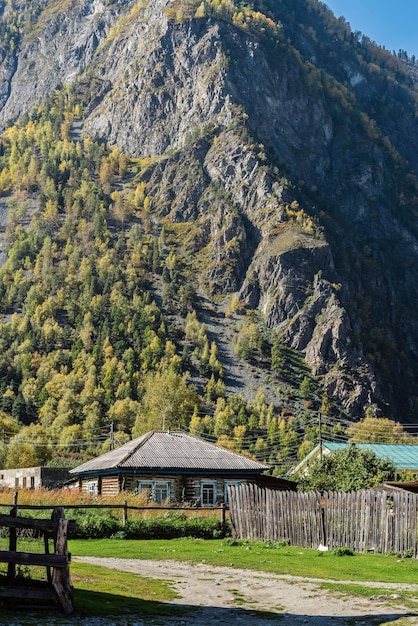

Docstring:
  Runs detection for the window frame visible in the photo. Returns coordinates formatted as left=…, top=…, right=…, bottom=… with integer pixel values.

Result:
left=200, top=480, right=217, bottom=507
left=138, top=480, right=171, bottom=504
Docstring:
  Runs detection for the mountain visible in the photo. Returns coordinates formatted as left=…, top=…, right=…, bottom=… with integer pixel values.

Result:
left=0, top=0, right=417, bottom=470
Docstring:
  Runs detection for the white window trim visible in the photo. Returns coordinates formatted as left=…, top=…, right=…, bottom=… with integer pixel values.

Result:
left=200, top=480, right=217, bottom=507
left=87, top=481, right=96, bottom=495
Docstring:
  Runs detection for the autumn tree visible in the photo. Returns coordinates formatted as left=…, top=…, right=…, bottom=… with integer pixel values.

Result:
left=6, top=424, right=52, bottom=469
left=133, top=369, right=201, bottom=435
left=347, top=416, right=415, bottom=443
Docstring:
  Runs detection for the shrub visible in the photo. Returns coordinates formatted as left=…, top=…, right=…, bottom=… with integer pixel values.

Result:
left=222, top=537, right=247, bottom=547
left=263, top=539, right=291, bottom=549
left=72, top=512, right=121, bottom=539
left=71, top=510, right=229, bottom=540
left=397, top=549, right=413, bottom=559
left=123, top=513, right=228, bottom=540
left=332, top=546, right=355, bottom=556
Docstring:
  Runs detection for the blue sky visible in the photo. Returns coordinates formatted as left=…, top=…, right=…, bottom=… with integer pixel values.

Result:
left=324, top=0, right=418, bottom=58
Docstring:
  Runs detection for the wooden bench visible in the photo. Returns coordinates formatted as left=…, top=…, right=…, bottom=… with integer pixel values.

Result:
left=0, top=499, right=77, bottom=614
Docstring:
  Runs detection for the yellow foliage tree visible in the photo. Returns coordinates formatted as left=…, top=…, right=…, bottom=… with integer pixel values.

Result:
left=348, top=416, right=415, bottom=443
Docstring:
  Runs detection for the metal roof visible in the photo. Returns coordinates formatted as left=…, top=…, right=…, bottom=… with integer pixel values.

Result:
left=289, top=441, right=418, bottom=475
left=321, top=442, right=418, bottom=470
left=70, top=431, right=270, bottom=475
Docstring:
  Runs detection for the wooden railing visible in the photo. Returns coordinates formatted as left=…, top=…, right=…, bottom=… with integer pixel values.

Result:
left=0, top=499, right=228, bottom=529
left=0, top=494, right=77, bottom=614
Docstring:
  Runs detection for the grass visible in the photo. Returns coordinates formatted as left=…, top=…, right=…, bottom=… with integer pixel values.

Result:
left=320, top=582, right=418, bottom=612
left=69, top=538, right=418, bottom=585
left=0, top=487, right=227, bottom=520
left=71, top=561, right=184, bottom=617
left=0, top=562, right=187, bottom=624
left=229, top=587, right=247, bottom=605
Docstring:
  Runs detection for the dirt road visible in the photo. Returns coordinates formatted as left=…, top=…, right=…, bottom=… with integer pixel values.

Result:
left=72, top=556, right=418, bottom=625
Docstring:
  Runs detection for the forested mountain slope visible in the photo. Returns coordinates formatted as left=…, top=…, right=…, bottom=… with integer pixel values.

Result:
left=0, top=0, right=417, bottom=472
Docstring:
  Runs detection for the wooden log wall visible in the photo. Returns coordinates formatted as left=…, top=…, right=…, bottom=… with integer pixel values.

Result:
left=227, top=485, right=418, bottom=556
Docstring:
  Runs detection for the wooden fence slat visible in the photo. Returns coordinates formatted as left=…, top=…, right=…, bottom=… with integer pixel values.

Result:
left=0, top=587, right=57, bottom=601
left=52, top=518, right=74, bottom=615
left=0, top=551, right=68, bottom=568
left=228, top=486, right=418, bottom=556
left=7, top=497, right=18, bottom=583
left=0, top=501, right=76, bottom=615
left=279, top=491, right=286, bottom=542
left=0, top=514, right=77, bottom=534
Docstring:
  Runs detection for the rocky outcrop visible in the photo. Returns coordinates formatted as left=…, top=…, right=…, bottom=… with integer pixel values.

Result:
left=0, top=0, right=126, bottom=128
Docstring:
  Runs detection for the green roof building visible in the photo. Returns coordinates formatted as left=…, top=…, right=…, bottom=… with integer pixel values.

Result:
left=289, top=442, right=418, bottom=476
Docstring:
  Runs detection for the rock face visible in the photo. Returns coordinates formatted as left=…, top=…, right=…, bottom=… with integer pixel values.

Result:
left=0, top=0, right=125, bottom=126
left=1, top=0, right=418, bottom=418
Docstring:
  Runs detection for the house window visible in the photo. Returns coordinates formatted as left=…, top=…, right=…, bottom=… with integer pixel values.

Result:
left=224, top=481, right=241, bottom=505
left=138, top=481, right=153, bottom=499
left=22, top=477, right=27, bottom=489
left=201, top=481, right=217, bottom=506
left=87, top=481, right=96, bottom=495
left=30, top=476, right=35, bottom=490
left=138, top=480, right=171, bottom=504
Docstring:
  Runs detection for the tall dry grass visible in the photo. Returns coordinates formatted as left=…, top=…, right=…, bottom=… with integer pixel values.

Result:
left=0, top=488, right=227, bottom=520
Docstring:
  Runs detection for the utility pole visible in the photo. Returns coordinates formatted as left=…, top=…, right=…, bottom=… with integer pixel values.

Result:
left=110, top=421, right=114, bottom=451
left=318, top=411, right=323, bottom=462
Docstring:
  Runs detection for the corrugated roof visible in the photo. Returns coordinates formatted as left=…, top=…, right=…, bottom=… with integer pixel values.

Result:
left=68, top=432, right=151, bottom=474
left=70, top=431, right=270, bottom=475
left=289, top=441, right=418, bottom=475
left=322, top=442, right=418, bottom=470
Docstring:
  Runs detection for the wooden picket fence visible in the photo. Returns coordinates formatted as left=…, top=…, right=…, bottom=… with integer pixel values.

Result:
left=227, top=484, right=418, bottom=556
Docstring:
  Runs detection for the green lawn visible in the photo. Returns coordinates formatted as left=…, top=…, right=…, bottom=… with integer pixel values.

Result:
left=70, top=537, right=418, bottom=584
left=0, top=561, right=187, bottom=623
left=71, top=562, right=185, bottom=617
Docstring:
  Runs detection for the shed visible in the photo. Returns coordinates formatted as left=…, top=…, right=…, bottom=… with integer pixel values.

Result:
left=379, top=480, right=418, bottom=494
left=0, top=467, right=70, bottom=491
left=69, top=430, right=296, bottom=505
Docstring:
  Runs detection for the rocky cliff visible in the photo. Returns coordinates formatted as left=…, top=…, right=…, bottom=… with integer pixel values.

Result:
left=1, top=0, right=418, bottom=420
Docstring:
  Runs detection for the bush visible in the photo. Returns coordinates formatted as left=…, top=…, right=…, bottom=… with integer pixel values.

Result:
left=398, top=549, right=413, bottom=559
left=262, top=539, right=291, bottom=549
left=332, top=546, right=355, bottom=556
left=222, top=537, right=247, bottom=547
left=71, top=510, right=229, bottom=540
left=72, top=512, right=121, bottom=539
left=122, top=513, right=228, bottom=540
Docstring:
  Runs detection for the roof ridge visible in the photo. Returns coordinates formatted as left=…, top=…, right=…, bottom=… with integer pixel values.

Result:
left=117, top=430, right=155, bottom=467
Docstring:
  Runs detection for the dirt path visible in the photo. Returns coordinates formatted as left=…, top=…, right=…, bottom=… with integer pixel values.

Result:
left=73, top=556, right=418, bottom=625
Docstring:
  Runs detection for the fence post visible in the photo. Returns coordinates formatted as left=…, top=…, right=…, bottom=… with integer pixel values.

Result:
left=123, top=500, right=128, bottom=527
left=52, top=517, right=74, bottom=615
left=220, top=503, right=226, bottom=535
left=7, top=491, right=18, bottom=582
left=320, top=494, right=327, bottom=547
left=12, top=491, right=18, bottom=512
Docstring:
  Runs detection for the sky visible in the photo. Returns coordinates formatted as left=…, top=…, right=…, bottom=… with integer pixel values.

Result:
left=324, top=0, right=418, bottom=59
